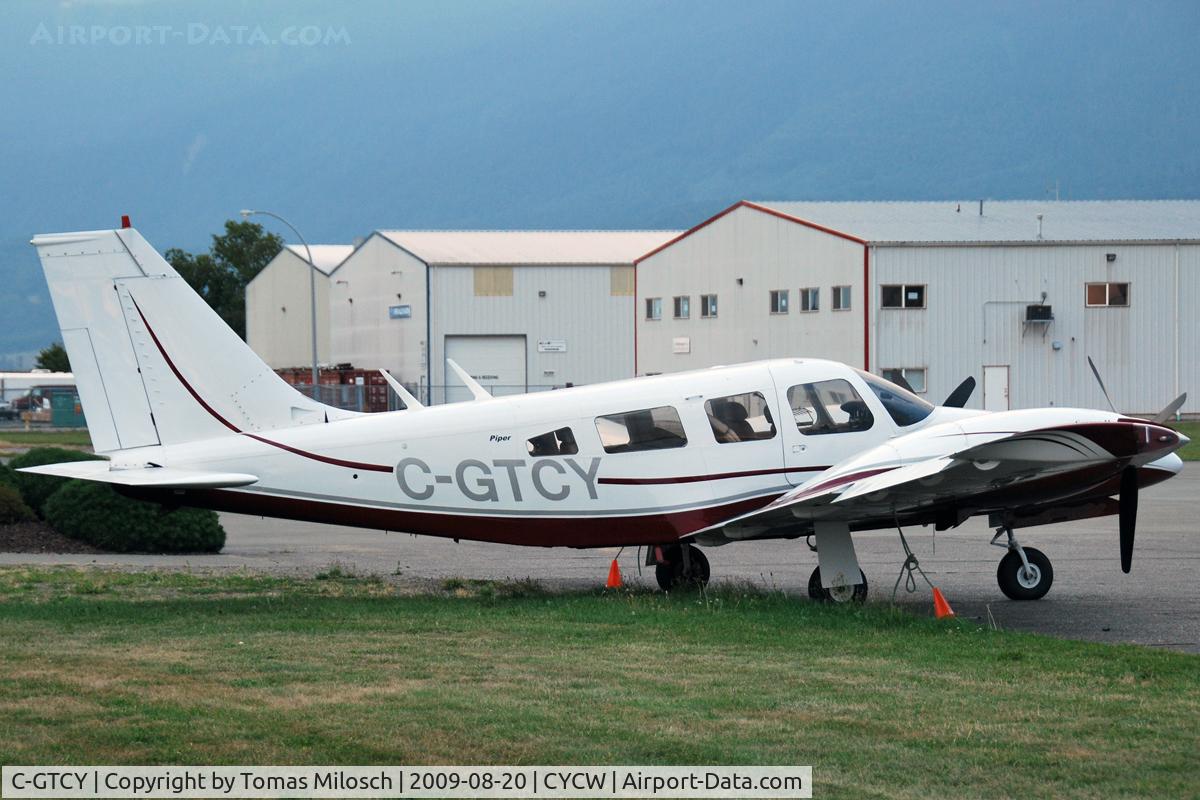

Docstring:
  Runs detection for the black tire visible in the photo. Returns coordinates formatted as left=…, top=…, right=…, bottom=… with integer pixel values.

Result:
left=808, top=566, right=868, bottom=603
left=655, top=544, right=711, bottom=591
left=997, top=547, right=1053, bottom=600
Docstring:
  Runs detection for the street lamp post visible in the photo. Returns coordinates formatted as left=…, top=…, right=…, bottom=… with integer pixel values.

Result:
left=239, top=209, right=320, bottom=399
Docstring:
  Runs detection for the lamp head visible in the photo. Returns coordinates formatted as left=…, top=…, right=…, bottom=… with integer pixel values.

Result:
left=239, top=209, right=255, bottom=219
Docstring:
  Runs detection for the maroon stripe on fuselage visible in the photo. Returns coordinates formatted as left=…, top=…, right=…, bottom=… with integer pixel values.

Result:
left=241, top=433, right=395, bottom=473
left=132, top=295, right=395, bottom=473
left=131, top=297, right=241, bottom=433
left=123, top=487, right=785, bottom=548
left=598, top=465, right=829, bottom=485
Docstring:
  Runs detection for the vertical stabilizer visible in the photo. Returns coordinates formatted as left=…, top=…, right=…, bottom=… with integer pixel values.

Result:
left=31, top=227, right=354, bottom=454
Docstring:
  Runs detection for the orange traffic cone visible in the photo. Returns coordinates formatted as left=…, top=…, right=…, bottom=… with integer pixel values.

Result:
left=606, top=558, right=623, bottom=589
left=932, top=587, right=955, bottom=619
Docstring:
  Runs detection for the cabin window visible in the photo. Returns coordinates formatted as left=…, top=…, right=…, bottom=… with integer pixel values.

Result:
left=526, top=427, right=579, bottom=456
left=881, top=284, right=925, bottom=308
left=645, top=297, right=662, bottom=320
left=799, top=287, right=819, bottom=312
left=882, top=367, right=927, bottom=394
left=787, top=379, right=874, bottom=435
left=832, top=285, right=851, bottom=311
left=700, top=294, right=718, bottom=318
left=1085, top=282, right=1129, bottom=307
left=857, top=369, right=934, bottom=427
left=595, top=406, right=687, bottom=453
left=705, top=392, right=777, bottom=444
left=673, top=296, right=690, bottom=319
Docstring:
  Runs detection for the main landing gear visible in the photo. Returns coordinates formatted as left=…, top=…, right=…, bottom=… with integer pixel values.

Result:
left=653, top=543, right=711, bottom=591
left=991, top=526, right=1054, bottom=600
left=807, top=566, right=869, bottom=603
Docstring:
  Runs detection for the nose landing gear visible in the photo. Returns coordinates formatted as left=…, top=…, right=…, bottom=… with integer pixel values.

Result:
left=992, top=526, right=1054, bottom=600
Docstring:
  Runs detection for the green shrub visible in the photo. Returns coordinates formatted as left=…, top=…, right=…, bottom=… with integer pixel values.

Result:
left=0, top=462, right=18, bottom=491
left=0, top=484, right=35, bottom=524
left=44, top=481, right=225, bottom=553
left=8, top=447, right=105, bottom=516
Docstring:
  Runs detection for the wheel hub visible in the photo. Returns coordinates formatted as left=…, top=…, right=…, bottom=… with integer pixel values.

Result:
left=1016, top=563, right=1041, bottom=589
left=827, top=582, right=856, bottom=603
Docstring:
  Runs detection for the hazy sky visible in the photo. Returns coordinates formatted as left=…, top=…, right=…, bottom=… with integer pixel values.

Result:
left=2, top=0, right=1197, bottom=362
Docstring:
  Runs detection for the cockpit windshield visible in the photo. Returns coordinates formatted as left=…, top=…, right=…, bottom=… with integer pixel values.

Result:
left=855, top=369, right=935, bottom=427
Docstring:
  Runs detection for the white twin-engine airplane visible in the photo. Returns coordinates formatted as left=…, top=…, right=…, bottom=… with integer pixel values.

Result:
left=23, top=225, right=1189, bottom=602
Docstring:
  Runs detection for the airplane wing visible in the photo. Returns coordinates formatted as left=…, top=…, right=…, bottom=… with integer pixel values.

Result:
left=702, top=423, right=1175, bottom=541
left=18, top=460, right=259, bottom=489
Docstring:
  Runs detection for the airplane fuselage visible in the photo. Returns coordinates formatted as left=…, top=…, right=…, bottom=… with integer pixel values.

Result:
left=115, top=358, right=1181, bottom=548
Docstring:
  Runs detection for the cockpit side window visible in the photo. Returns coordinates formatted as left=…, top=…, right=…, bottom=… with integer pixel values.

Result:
left=855, top=369, right=935, bottom=427
left=595, top=406, right=687, bottom=454
left=786, top=379, right=874, bottom=435
left=526, top=427, right=579, bottom=456
left=705, top=392, right=777, bottom=444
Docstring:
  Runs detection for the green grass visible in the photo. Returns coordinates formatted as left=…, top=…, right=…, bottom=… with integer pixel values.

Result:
left=1169, top=421, right=1199, bottom=461
left=0, top=429, right=92, bottom=448
left=0, top=568, right=1196, bottom=798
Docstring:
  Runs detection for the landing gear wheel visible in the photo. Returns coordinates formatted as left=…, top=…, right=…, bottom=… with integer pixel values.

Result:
left=808, top=567, right=868, bottom=604
left=655, top=544, right=711, bottom=591
left=997, top=547, right=1053, bottom=600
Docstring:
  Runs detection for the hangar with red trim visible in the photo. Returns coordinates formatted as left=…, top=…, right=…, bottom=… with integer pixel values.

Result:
left=634, top=200, right=1200, bottom=416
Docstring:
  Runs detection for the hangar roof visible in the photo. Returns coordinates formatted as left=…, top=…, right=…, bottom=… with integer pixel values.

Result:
left=283, top=244, right=354, bottom=274
left=376, top=230, right=680, bottom=266
left=754, top=200, right=1200, bottom=244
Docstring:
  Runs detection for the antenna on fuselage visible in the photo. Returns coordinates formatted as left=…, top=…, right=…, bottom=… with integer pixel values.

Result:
left=378, top=370, right=425, bottom=411
left=445, top=359, right=493, bottom=401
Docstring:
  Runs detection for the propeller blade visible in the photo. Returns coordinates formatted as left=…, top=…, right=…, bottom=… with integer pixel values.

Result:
left=1119, top=466, right=1138, bottom=574
left=1087, top=356, right=1117, bottom=413
left=1151, top=392, right=1187, bottom=425
left=943, top=376, right=976, bottom=408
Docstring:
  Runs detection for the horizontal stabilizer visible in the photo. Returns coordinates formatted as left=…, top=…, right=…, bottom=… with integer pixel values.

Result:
left=379, top=370, right=424, bottom=410
left=18, top=461, right=258, bottom=489
left=446, top=358, right=493, bottom=401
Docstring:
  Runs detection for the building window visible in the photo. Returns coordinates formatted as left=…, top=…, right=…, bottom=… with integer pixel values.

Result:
left=645, top=297, right=662, bottom=320
left=610, top=266, right=634, bottom=296
left=1086, top=282, right=1129, bottom=307
left=832, top=285, right=851, bottom=311
left=786, top=379, right=874, bottom=435
left=770, top=289, right=789, bottom=314
left=673, top=296, right=690, bottom=319
left=700, top=294, right=718, bottom=318
left=595, top=406, right=687, bottom=453
left=881, top=284, right=925, bottom=308
left=474, top=266, right=514, bottom=297
left=882, top=367, right=927, bottom=394
left=705, top=392, right=777, bottom=444
left=527, top=427, right=579, bottom=456
left=799, top=287, right=819, bottom=312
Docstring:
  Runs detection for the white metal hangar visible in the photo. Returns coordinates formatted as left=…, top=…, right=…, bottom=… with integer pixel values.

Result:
left=326, top=229, right=677, bottom=404
left=635, top=200, right=1200, bottom=416
left=245, top=243, right=352, bottom=370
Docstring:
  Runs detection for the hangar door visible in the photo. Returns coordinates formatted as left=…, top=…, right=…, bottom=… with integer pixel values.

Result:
left=444, top=335, right=527, bottom=403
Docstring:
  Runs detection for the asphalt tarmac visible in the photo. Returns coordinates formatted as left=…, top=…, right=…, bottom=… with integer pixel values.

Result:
left=2, top=470, right=1197, bottom=652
